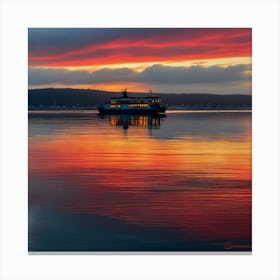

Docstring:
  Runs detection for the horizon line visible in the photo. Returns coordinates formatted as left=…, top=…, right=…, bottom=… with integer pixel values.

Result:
left=28, top=87, right=251, bottom=96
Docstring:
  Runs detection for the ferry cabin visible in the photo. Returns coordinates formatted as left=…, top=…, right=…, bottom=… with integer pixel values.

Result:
left=108, top=97, right=161, bottom=109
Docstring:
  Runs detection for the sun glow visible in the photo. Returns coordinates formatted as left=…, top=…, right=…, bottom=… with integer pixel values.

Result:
left=30, top=56, right=251, bottom=73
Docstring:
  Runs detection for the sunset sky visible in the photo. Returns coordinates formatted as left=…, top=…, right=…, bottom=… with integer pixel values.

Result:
left=28, top=28, right=252, bottom=94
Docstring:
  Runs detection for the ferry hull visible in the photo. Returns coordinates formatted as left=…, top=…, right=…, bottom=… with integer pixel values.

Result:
left=98, top=107, right=166, bottom=115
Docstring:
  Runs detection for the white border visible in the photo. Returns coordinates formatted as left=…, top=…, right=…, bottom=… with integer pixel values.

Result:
left=0, top=0, right=279, bottom=279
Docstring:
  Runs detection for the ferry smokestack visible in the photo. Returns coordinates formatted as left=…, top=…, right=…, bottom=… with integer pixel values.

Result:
left=123, top=88, right=128, bottom=98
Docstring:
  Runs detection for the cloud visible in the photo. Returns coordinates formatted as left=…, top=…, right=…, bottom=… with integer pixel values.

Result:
left=29, top=64, right=251, bottom=92
left=138, top=64, right=251, bottom=84
left=28, top=28, right=251, bottom=67
left=28, top=67, right=137, bottom=85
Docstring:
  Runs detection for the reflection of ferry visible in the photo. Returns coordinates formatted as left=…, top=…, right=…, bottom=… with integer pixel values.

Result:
left=98, top=89, right=166, bottom=115
left=99, top=114, right=165, bottom=130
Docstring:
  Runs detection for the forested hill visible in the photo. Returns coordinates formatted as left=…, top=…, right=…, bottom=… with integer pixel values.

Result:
left=28, top=88, right=252, bottom=109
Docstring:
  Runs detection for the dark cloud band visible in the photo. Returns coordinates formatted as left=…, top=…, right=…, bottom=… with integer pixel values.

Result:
left=29, top=64, right=251, bottom=86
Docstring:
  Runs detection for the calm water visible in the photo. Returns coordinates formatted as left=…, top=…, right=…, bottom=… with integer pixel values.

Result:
left=28, top=110, right=251, bottom=251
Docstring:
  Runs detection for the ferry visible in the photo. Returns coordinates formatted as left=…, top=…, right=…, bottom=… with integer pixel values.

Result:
left=98, top=89, right=166, bottom=115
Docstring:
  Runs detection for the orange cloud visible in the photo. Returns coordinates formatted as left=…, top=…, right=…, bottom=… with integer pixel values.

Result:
left=29, top=28, right=251, bottom=68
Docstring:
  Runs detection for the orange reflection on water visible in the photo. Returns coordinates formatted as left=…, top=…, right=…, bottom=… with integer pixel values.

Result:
left=29, top=132, right=251, bottom=181
left=29, top=111, right=251, bottom=247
